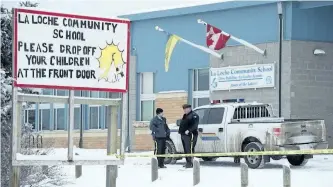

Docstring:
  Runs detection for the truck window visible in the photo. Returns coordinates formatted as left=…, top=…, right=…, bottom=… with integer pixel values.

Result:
left=194, top=108, right=209, bottom=124
left=233, top=105, right=270, bottom=119
left=207, top=108, right=225, bottom=124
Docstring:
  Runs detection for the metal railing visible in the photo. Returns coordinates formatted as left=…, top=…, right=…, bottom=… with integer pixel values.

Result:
left=27, top=134, right=43, bottom=148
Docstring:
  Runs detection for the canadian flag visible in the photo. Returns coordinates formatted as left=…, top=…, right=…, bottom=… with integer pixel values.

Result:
left=206, top=24, right=231, bottom=50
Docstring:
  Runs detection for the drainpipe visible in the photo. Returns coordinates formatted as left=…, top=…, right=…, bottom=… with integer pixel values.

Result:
left=277, top=2, right=283, bottom=117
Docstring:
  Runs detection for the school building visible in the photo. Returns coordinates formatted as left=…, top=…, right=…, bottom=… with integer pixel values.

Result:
left=28, top=1, right=333, bottom=150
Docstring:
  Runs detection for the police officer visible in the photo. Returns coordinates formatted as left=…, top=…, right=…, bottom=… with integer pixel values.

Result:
left=178, top=104, right=199, bottom=168
left=149, top=108, right=170, bottom=168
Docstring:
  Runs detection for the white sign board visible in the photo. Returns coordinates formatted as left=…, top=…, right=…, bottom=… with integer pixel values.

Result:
left=13, top=8, right=130, bottom=92
left=209, top=63, right=275, bottom=91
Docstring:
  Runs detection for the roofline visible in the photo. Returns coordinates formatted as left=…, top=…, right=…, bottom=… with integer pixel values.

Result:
left=119, top=1, right=277, bottom=21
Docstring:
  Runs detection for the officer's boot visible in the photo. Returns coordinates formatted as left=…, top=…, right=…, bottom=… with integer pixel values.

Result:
left=234, top=157, right=240, bottom=164
left=185, top=157, right=193, bottom=168
left=185, top=162, right=193, bottom=168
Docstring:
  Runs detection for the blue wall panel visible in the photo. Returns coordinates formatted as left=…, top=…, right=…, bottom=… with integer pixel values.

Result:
left=291, top=3, right=333, bottom=42
left=127, top=3, right=280, bottom=92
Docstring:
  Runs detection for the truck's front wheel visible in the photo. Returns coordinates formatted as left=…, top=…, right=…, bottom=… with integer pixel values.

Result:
left=164, top=140, right=178, bottom=165
left=244, top=142, right=265, bottom=169
left=287, top=155, right=308, bottom=166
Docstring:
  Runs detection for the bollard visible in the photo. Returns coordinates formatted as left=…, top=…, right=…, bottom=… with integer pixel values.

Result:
left=42, top=165, right=48, bottom=175
left=110, top=165, right=118, bottom=186
left=41, top=153, right=48, bottom=175
left=240, top=162, right=248, bottom=187
left=151, top=157, right=158, bottom=182
left=75, top=153, right=82, bottom=178
left=193, top=159, right=200, bottom=186
left=283, top=165, right=291, bottom=187
left=75, top=166, right=82, bottom=178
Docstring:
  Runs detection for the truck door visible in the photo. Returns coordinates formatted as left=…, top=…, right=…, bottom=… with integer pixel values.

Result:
left=191, top=108, right=209, bottom=153
left=199, top=107, right=226, bottom=153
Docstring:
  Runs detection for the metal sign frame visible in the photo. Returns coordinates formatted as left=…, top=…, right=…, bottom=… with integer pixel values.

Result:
left=12, top=92, right=125, bottom=166
left=11, top=90, right=128, bottom=187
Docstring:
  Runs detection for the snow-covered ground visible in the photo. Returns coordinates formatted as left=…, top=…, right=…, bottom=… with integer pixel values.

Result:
left=43, top=148, right=333, bottom=187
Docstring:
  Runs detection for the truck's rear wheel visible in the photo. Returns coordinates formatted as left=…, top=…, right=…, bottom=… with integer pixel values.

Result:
left=244, top=142, right=265, bottom=169
left=287, top=155, right=308, bottom=166
left=201, top=157, right=217, bottom=162
left=164, top=140, right=178, bottom=165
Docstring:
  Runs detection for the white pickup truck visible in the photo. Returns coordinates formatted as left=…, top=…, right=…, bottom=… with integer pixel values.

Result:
left=164, top=99, right=328, bottom=169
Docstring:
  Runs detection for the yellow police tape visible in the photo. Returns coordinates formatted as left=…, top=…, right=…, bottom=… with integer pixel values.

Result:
left=108, top=149, right=333, bottom=159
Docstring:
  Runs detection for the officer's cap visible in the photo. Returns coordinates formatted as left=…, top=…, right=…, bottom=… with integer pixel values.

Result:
left=182, top=104, right=192, bottom=109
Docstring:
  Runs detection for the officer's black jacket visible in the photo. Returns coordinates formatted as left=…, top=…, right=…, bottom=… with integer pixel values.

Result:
left=178, top=111, right=199, bottom=135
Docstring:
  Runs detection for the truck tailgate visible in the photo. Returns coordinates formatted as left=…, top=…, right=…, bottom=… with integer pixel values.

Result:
left=280, top=120, right=325, bottom=145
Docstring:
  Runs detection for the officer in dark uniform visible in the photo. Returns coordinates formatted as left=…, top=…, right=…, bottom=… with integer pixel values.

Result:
left=178, top=104, right=199, bottom=168
left=150, top=108, right=170, bottom=168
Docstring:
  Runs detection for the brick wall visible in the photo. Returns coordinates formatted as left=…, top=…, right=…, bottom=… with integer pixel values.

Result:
left=155, top=91, right=188, bottom=124
left=133, top=133, right=154, bottom=151
left=210, top=40, right=333, bottom=148
left=290, top=41, right=333, bottom=148
left=210, top=42, right=292, bottom=117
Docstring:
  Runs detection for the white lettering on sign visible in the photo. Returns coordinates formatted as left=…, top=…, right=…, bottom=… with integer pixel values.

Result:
left=13, top=8, right=130, bottom=92
left=209, top=63, right=275, bottom=91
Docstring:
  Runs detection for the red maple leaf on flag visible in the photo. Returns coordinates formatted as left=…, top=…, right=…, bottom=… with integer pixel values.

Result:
left=206, top=24, right=230, bottom=50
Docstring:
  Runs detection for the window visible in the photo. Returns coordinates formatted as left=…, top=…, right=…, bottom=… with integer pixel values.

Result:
left=74, top=107, right=81, bottom=129
left=141, top=100, right=154, bottom=121
left=140, top=72, right=155, bottom=121
left=99, top=106, right=104, bottom=129
left=54, top=109, right=56, bottom=129
left=56, top=90, right=67, bottom=96
left=41, top=109, right=50, bottom=130
left=82, top=91, right=90, bottom=97
left=207, top=108, right=225, bottom=124
left=90, top=107, right=99, bottom=129
left=90, top=91, right=99, bottom=98
left=42, top=89, right=53, bottom=95
left=141, top=72, right=154, bottom=94
left=198, top=98, right=210, bottom=107
left=27, top=110, right=36, bottom=129
left=74, top=91, right=81, bottom=96
left=192, top=68, right=210, bottom=108
left=105, top=107, right=109, bottom=128
left=39, top=110, right=42, bottom=131
left=99, top=91, right=107, bottom=98
left=110, top=93, right=121, bottom=98
left=194, top=69, right=209, bottom=91
left=105, top=108, right=108, bottom=128
left=233, top=105, right=271, bottom=119
left=194, top=108, right=209, bottom=124
left=56, top=108, right=65, bottom=130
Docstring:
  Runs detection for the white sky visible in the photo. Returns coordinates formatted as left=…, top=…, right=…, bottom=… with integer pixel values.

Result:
left=2, top=0, right=232, bottom=18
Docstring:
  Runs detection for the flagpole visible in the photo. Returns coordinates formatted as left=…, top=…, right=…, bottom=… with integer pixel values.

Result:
left=155, top=26, right=223, bottom=59
left=197, top=19, right=266, bottom=56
